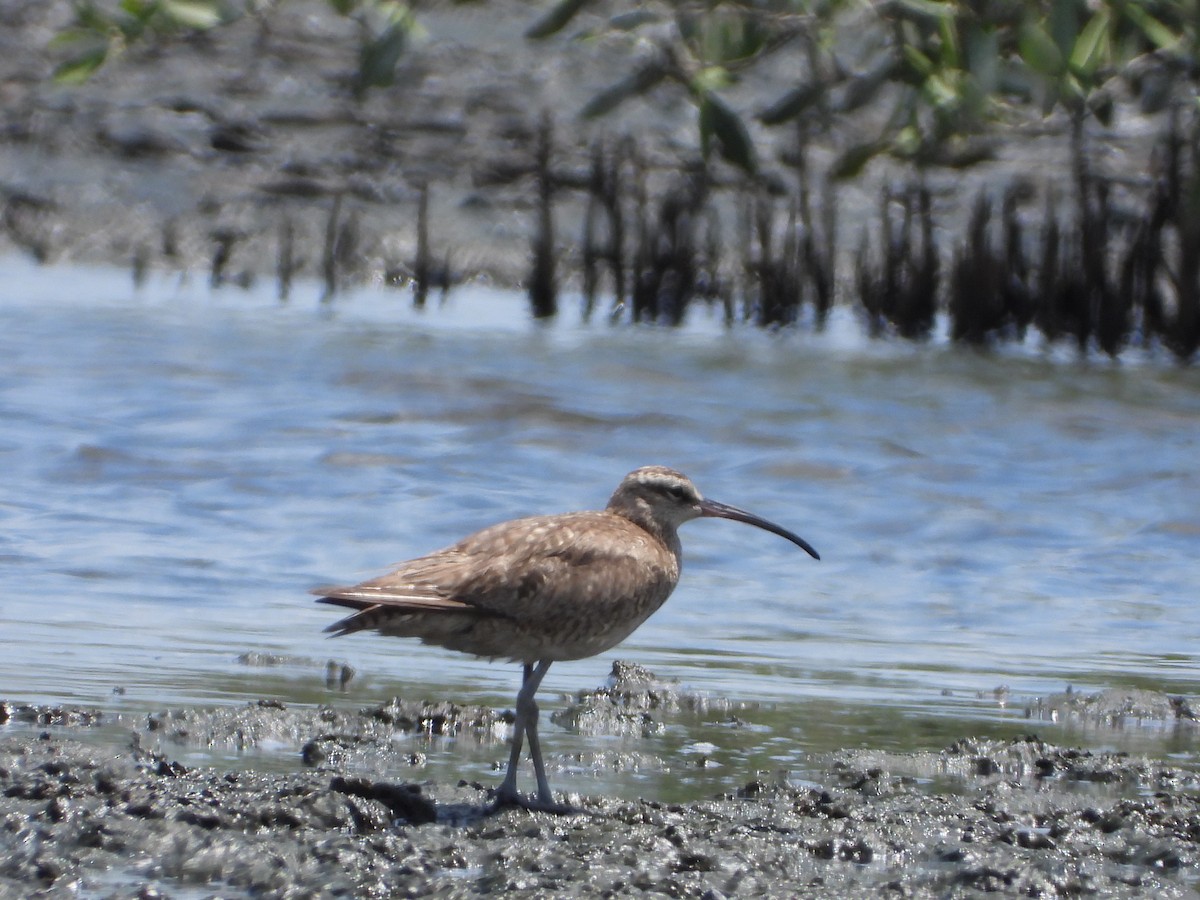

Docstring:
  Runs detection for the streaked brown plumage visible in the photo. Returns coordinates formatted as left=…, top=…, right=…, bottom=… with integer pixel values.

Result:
left=314, top=465, right=819, bottom=811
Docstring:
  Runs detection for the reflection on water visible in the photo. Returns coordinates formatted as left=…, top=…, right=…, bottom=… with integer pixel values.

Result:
left=1, top=259, right=1198, bottom=797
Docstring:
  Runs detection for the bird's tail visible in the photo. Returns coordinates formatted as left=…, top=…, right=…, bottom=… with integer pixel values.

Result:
left=312, top=589, right=385, bottom=636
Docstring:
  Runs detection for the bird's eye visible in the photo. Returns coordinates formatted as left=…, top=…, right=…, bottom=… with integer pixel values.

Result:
left=664, top=485, right=689, bottom=501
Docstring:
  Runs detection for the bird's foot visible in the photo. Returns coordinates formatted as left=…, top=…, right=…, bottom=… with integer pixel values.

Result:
left=486, top=787, right=576, bottom=816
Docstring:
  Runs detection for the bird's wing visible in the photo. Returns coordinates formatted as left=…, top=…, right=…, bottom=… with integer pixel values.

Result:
left=312, top=558, right=482, bottom=635
left=314, top=511, right=678, bottom=634
left=313, top=582, right=470, bottom=612
left=421, top=512, right=679, bottom=622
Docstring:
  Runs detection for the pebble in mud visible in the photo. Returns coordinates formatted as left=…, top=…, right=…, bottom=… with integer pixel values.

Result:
left=1028, top=686, right=1200, bottom=726
left=0, top=705, right=1198, bottom=898
left=551, top=661, right=744, bottom=737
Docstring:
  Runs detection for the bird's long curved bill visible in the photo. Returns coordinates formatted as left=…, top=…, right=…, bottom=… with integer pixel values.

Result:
left=700, top=499, right=820, bottom=560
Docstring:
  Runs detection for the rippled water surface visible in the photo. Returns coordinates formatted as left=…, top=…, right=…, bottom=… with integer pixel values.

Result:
left=3, top=259, right=1198, bottom=798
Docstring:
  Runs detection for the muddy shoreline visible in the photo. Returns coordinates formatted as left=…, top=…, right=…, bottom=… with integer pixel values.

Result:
left=0, top=0, right=1130, bottom=298
left=2, top=675, right=1198, bottom=899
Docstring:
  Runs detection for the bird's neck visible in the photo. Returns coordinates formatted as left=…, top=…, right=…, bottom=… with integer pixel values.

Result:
left=611, top=505, right=683, bottom=564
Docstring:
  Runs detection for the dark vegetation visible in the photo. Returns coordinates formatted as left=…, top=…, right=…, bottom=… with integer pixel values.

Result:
left=511, top=102, right=1200, bottom=360
left=23, top=1, right=1200, bottom=360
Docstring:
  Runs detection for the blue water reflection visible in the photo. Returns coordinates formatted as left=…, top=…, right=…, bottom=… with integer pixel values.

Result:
left=2, top=259, right=1197, bottom=783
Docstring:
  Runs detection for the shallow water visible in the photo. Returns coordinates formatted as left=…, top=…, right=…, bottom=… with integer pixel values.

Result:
left=2, top=258, right=1198, bottom=800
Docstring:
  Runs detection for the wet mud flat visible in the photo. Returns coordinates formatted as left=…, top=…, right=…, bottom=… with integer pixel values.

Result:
left=2, top=670, right=1197, bottom=899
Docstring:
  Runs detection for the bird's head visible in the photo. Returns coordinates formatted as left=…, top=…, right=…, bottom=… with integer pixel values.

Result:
left=608, top=465, right=706, bottom=532
left=608, top=466, right=820, bottom=559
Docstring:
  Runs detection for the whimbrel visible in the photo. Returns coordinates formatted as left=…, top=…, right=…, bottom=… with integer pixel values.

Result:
left=314, top=465, right=819, bottom=811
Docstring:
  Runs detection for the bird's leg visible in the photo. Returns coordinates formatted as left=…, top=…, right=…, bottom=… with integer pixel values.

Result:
left=525, top=713, right=550, bottom=803
left=494, top=663, right=534, bottom=806
left=491, top=661, right=570, bottom=813
left=523, top=677, right=553, bottom=807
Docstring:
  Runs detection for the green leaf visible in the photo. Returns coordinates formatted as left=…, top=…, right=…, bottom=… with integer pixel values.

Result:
left=328, top=0, right=358, bottom=14
left=1047, top=0, right=1079, bottom=59
left=903, top=44, right=934, bottom=79
left=836, top=53, right=898, bottom=113
left=68, top=2, right=113, bottom=33
left=692, top=65, right=733, bottom=93
left=53, top=44, right=109, bottom=85
left=699, top=92, right=756, bottom=175
left=1061, top=71, right=1085, bottom=105
left=525, top=0, right=590, bottom=40
left=580, top=62, right=667, bottom=118
left=923, top=71, right=960, bottom=112
left=1019, top=20, right=1065, bottom=77
left=357, top=20, right=409, bottom=91
left=758, top=81, right=824, bottom=125
left=830, top=140, right=883, bottom=179
left=892, top=0, right=956, bottom=21
left=964, top=23, right=999, bottom=94
left=119, top=0, right=155, bottom=20
left=1121, top=3, right=1179, bottom=52
left=700, top=12, right=767, bottom=64
left=112, top=1, right=152, bottom=38
left=49, top=25, right=103, bottom=50
left=893, top=125, right=921, bottom=158
left=937, top=14, right=959, bottom=69
left=1069, top=9, right=1110, bottom=78
left=609, top=10, right=658, bottom=31
left=161, top=0, right=224, bottom=29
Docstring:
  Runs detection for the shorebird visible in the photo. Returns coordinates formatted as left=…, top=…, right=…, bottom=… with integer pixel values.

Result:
left=314, top=465, right=819, bottom=812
